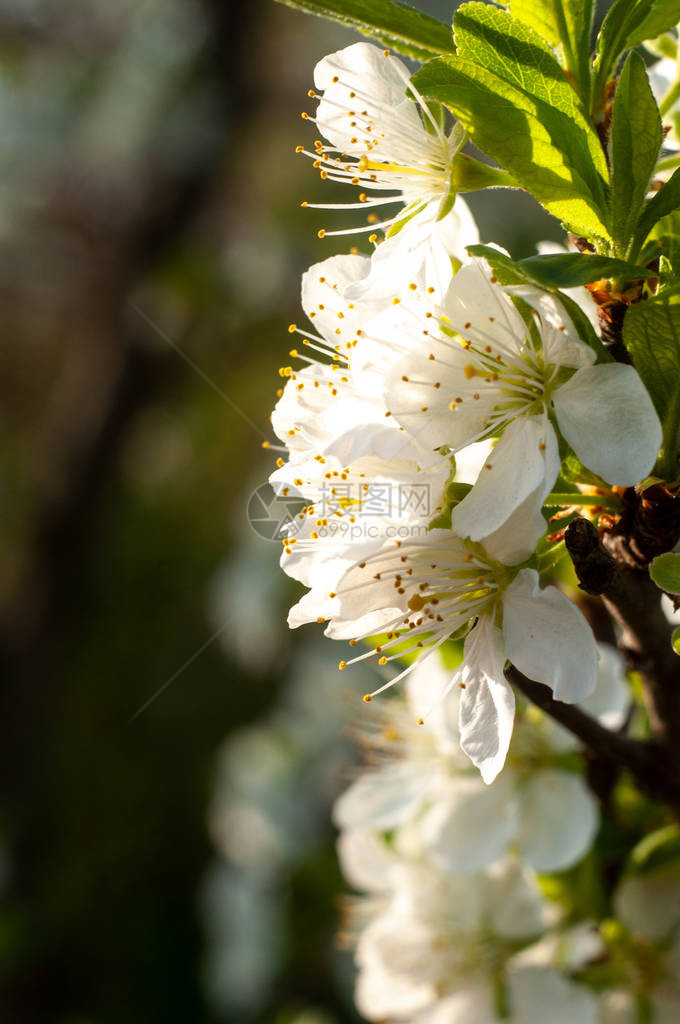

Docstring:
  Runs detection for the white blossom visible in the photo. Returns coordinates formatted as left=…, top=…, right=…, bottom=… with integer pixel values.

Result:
left=366, top=258, right=661, bottom=551
left=600, top=861, right=680, bottom=1022
left=333, top=649, right=622, bottom=875
left=349, top=856, right=598, bottom=1024
left=324, top=528, right=597, bottom=781
left=300, top=42, right=479, bottom=300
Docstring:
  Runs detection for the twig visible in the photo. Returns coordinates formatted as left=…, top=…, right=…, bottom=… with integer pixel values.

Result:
left=506, top=666, right=680, bottom=816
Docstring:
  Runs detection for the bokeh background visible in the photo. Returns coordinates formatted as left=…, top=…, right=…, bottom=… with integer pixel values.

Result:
left=0, top=1, right=574, bottom=1021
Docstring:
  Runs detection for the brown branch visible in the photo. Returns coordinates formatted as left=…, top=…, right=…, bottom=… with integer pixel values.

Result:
left=506, top=666, right=680, bottom=816
left=564, top=517, right=680, bottom=749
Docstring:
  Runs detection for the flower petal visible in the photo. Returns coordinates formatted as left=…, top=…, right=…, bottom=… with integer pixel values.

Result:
left=502, top=569, right=598, bottom=703
left=458, top=617, right=516, bottom=783
left=553, top=363, right=661, bottom=485
left=346, top=199, right=475, bottom=303
left=452, top=417, right=558, bottom=550
left=442, top=257, right=528, bottom=351
left=508, top=966, right=599, bottom=1024
left=336, top=829, right=396, bottom=893
left=614, top=861, right=680, bottom=942
left=333, top=762, right=433, bottom=831
left=516, top=770, right=599, bottom=872
left=581, top=642, right=629, bottom=729
left=418, top=772, right=519, bottom=872
left=412, top=987, right=498, bottom=1024
left=485, top=857, right=546, bottom=938
left=314, top=42, right=419, bottom=156
left=301, top=253, right=379, bottom=341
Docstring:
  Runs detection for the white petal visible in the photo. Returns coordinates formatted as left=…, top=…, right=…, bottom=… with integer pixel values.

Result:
left=355, top=911, right=444, bottom=1018
left=412, top=986, right=498, bottom=1024
left=301, top=253, right=380, bottom=342
left=505, top=285, right=596, bottom=361
left=458, top=617, right=516, bottom=783
left=452, top=417, right=558, bottom=549
left=421, top=197, right=480, bottom=298
left=355, top=952, right=436, bottom=1021
left=553, top=363, right=661, bottom=485
left=485, top=858, right=546, bottom=938
left=614, top=861, right=680, bottom=941
left=419, top=772, right=519, bottom=872
left=442, top=258, right=528, bottom=351
left=336, top=829, right=395, bottom=893
left=346, top=198, right=475, bottom=304
left=540, top=318, right=596, bottom=367
left=502, top=569, right=598, bottom=703
left=599, top=990, right=637, bottom=1024
left=581, top=642, right=629, bottom=729
left=385, top=340, right=486, bottom=452
left=516, top=770, right=599, bottom=872
left=406, top=657, right=465, bottom=759
left=480, top=485, right=551, bottom=566
left=452, top=438, right=494, bottom=483
left=508, top=966, right=599, bottom=1024
left=332, top=762, right=432, bottom=831
left=314, top=42, right=419, bottom=156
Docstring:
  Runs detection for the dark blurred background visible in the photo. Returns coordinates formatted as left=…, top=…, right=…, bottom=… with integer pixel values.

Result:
left=0, top=1, right=563, bottom=1021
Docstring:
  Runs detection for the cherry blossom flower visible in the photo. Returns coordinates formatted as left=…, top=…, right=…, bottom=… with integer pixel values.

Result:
left=362, top=258, right=661, bottom=552
left=324, top=527, right=597, bottom=781
left=600, top=861, right=680, bottom=1023
left=332, top=649, right=622, bottom=873
left=348, top=856, right=599, bottom=1024
left=270, top=253, right=450, bottom=630
left=299, top=42, right=479, bottom=300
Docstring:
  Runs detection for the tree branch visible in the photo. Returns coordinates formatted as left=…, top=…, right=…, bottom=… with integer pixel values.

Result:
left=564, top=517, right=680, bottom=749
left=506, top=666, right=680, bottom=816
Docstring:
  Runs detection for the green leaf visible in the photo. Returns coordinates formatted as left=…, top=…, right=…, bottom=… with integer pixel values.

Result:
left=413, top=48, right=611, bottom=242
left=561, top=451, right=609, bottom=488
left=518, top=252, right=653, bottom=287
left=273, top=0, right=455, bottom=62
left=609, top=51, right=663, bottom=255
left=467, top=245, right=652, bottom=286
left=642, top=209, right=680, bottom=274
left=498, top=1, right=595, bottom=107
left=464, top=244, right=533, bottom=286
left=496, top=0, right=560, bottom=47
left=626, top=1, right=680, bottom=49
left=631, top=168, right=680, bottom=261
left=626, top=823, right=680, bottom=876
left=622, top=285, right=680, bottom=476
left=554, top=0, right=595, bottom=108
left=594, top=0, right=680, bottom=107
left=622, top=285, right=680, bottom=419
left=672, top=624, right=680, bottom=655
left=649, top=552, right=680, bottom=594
left=453, top=4, right=609, bottom=204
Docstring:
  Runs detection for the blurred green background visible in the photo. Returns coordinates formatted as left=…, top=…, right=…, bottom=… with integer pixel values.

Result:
left=0, top=1, right=567, bottom=1021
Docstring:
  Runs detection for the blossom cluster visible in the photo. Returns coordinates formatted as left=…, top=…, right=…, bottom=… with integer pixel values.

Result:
left=274, top=41, right=660, bottom=781
left=266, top=35, right=673, bottom=1024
